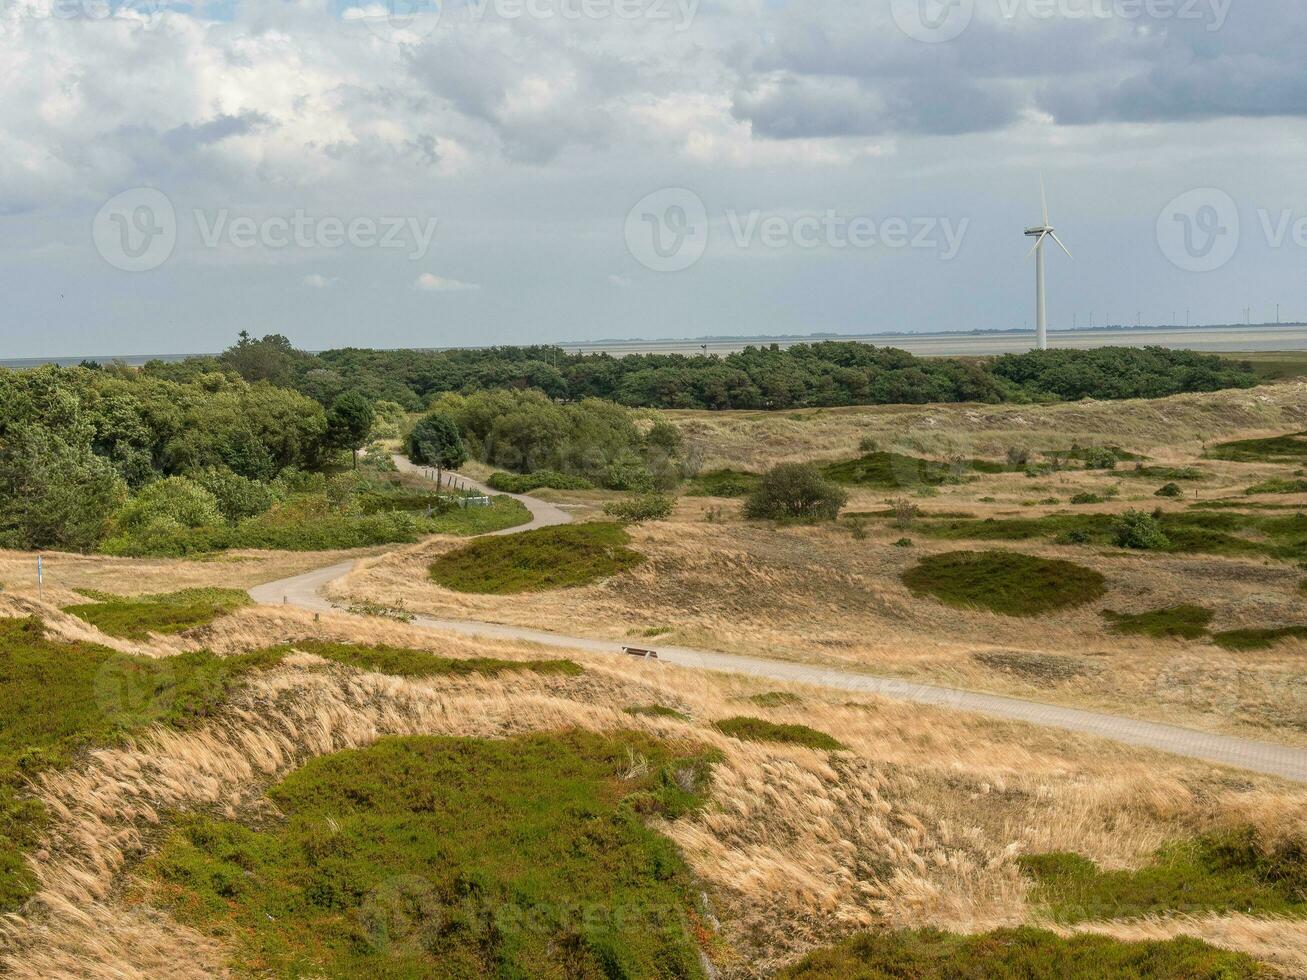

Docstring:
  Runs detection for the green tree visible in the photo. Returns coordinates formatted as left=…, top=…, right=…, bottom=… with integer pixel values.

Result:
left=743, top=463, right=848, bottom=523
left=326, top=391, right=375, bottom=469
left=0, top=429, right=126, bottom=552
left=408, top=412, right=469, bottom=485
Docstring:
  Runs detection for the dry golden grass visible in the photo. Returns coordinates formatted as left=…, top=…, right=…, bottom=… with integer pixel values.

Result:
left=4, top=604, right=1307, bottom=976
left=670, top=382, right=1307, bottom=471
left=330, top=512, right=1307, bottom=746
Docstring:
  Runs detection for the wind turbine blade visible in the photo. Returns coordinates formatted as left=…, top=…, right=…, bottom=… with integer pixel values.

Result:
left=1051, top=232, right=1073, bottom=259
left=1040, top=173, right=1049, bottom=227
left=1026, top=231, right=1048, bottom=259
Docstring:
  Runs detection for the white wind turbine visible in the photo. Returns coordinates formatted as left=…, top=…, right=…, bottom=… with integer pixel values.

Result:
left=1025, top=176, right=1073, bottom=351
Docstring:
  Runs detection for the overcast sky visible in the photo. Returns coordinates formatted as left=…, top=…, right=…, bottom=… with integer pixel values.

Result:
left=1, top=0, right=1305, bottom=357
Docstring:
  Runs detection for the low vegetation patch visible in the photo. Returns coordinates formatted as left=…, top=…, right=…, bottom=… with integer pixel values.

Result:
left=430, top=521, right=644, bottom=594
left=287, top=640, right=583, bottom=678
left=714, top=716, right=845, bottom=751
left=624, top=704, right=690, bottom=721
left=146, top=731, right=716, bottom=977
left=778, top=926, right=1268, bottom=979
left=485, top=469, right=594, bottom=493
left=1103, top=605, right=1214, bottom=641
left=604, top=493, right=675, bottom=524
left=1212, top=625, right=1307, bottom=652
left=745, top=691, right=804, bottom=708
left=823, top=451, right=963, bottom=488
left=1206, top=431, right=1307, bottom=463
left=902, top=551, right=1107, bottom=617
left=0, top=618, right=281, bottom=910
left=1020, top=826, right=1307, bottom=924
left=63, top=588, right=252, bottom=640
left=1122, top=465, right=1205, bottom=481
left=683, top=468, right=762, bottom=498
left=910, top=510, right=1307, bottom=561
left=1246, top=477, right=1307, bottom=496
left=971, top=651, right=1098, bottom=685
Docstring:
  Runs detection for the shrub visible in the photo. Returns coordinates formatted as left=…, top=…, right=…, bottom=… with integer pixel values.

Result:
left=1155, top=482, right=1184, bottom=498
left=714, top=716, right=845, bottom=751
left=683, top=469, right=761, bottom=498
left=110, top=477, right=223, bottom=542
left=891, top=497, right=920, bottom=529
left=1081, top=447, right=1119, bottom=470
left=902, top=550, right=1107, bottom=617
left=1006, top=446, right=1031, bottom=468
left=486, top=469, right=593, bottom=493
left=1070, top=492, right=1104, bottom=505
left=858, top=435, right=880, bottom=453
left=194, top=468, right=278, bottom=521
left=430, top=522, right=643, bottom=594
left=1112, top=510, right=1171, bottom=550
left=743, top=463, right=848, bottom=523
left=604, top=494, right=674, bottom=524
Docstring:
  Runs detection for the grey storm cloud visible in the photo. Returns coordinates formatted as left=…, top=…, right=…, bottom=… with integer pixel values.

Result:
left=162, top=111, right=272, bottom=153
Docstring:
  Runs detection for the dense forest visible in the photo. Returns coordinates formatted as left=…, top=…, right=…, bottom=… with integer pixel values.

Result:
left=140, top=334, right=1259, bottom=412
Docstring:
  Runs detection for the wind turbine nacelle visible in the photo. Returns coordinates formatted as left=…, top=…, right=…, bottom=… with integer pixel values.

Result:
left=1025, top=226, right=1051, bottom=237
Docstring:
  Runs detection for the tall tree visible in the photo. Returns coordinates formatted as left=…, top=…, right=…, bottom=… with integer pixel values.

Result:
left=407, top=412, right=468, bottom=487
left=326, top=391, right=375, bottom=469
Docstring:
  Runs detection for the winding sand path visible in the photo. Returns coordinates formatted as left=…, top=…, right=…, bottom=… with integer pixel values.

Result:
left=249, top=460, right=1307, bottom=784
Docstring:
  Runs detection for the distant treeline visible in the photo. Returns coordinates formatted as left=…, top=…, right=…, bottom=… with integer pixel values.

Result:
left=138, top=334, right=1259, bottom=412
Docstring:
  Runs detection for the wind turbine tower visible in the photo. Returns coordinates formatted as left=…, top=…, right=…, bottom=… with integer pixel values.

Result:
left=1025, top=177, right=1073, bottom=350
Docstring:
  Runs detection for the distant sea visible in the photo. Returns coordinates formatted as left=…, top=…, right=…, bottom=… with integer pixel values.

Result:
left=4, top=324, right=1305, bottom=368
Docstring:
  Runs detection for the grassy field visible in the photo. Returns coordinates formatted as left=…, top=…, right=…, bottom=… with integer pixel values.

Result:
left=429, top=522, right=644, bottom=594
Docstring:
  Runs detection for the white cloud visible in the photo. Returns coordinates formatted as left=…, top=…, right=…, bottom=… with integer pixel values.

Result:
left=303, top=274, right=339, bottom=288
left=607, top=274, right=633, bottom=288
left=414, top=273, right=481, bottom=292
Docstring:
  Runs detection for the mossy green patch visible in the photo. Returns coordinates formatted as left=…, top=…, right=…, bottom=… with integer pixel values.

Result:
left=714, top=716, right=844, bottom=751
left=1206, top=431, right=1307, bottom=463
left=1246, top=478, right=1307, bottom=496
left=778, top=926, right=1269, bottom=979
left=745, top=691, right=804, bottom=708
left=1020, top=827, right=1307, bottom=924
left=683, top=469, right=762, bottom=498
left=1212, top=625, right=1307, bottom=652
left=429, top=522, right=644, bottom=594
left=902, top=551, right=1107, bottom=617
left=287, top=640, right=583, bottom=678
left=823, top=452, right=964, bottom=488
left=63, top=588, right=252, bottom=640
left=1103, top=605, right=1214, bottom=641
left=624, top=704, right=690, bottom=721
left=145, top=731, right=716, bottom=978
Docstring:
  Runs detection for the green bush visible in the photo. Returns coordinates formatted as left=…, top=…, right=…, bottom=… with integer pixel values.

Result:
left=1081, top=447, right=1120, bottom=470
left=604, top=494, right=675, bottom=524
left=112, top=476, right=223, bottom=533
left=1070, top=492, right=1104, bottom=505
left=430, top=522, right=644, bottom=594
left=683, top=468, right=761, bottom=498
left=714, top=716, right=845, bottom=751
left=1112, top=510, right=1171, bottom=550
left=1155, top=482, right=1184, bottom=498
left=195, top=468, right=278, bottom=521
left=485, top=469, right=594, bottom=493
left=744, top=463, right=848, bottom=523
left=902, top=550, right=1107, bottom=617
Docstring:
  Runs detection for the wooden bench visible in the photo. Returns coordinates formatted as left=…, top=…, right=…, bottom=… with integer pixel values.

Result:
left=621, top=647, right=660, bottom=660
